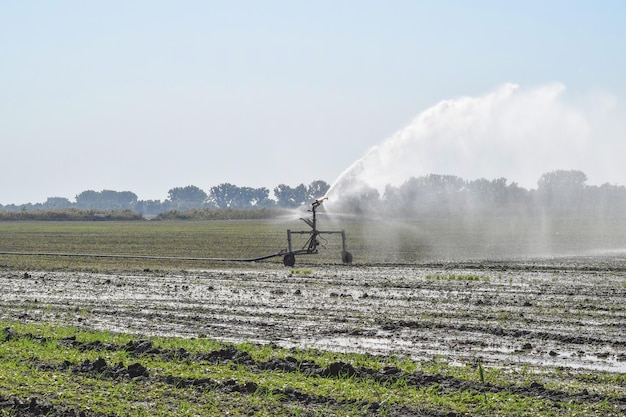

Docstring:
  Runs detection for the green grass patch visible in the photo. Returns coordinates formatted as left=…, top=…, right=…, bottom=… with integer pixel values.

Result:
left=425, top=272, right=490, bottom=281
left=0, top=320, right=623, bottom=417
left=290, top=268, right=313, bottom=275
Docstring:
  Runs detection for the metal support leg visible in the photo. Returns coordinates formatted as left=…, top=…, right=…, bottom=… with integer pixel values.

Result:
left=340, top=230, right=352, bottom=264
left=287, top=230, right=293, bottom=253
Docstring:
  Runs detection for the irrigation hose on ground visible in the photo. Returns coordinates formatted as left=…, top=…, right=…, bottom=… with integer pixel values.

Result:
left=0, top=250, right=286, bottom=263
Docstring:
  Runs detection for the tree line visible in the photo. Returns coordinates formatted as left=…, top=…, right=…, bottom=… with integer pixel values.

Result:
left=0, top=181, right=331, bottom=217
left=3, top=171, right=626, bottom=219
left=332, top=170, right=626, bottom=218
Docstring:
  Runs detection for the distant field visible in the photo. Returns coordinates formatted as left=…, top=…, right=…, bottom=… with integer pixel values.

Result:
left=2, top=216, right=626, bottom=270
left=0, top=220, right=301, bottom=270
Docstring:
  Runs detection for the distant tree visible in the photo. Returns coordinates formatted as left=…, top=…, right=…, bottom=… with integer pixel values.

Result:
left=167, top=185, right=208, bottom=206
left=134, top=199, right=166, bottom=217
left=502, top=181, right=532, bottom=215
left=235, top=186, right=274, bottom=208
left=42, top=197, right=73, bottom=209
left=389, top=174, right=466, bottom=216
left=462, top=178, right=531, bottom=215
left=273, top=183, right=307, bottom=208
left=252, top=187, right=275, bottom=207
left=208, top=184, right=274, bottom=208
left=465, top=177, right=505, bottom=207
left=537, top=170, right=587, bottom=213
left=339, top=184, right=380, bottom=214
left=0, top=203, right=20, bottom=212
left=75, top=190, right=100, bottom=209
left=208, top=183, right=240, bottom=208
left=101, top=190, right=138, bottom=209
left=306, top=180, right=331, bottom=202
left=584, top=183, right=626, bottom=217
left=537, top=170, right=587, bottom=192
left=76, top=190, right=138, bottom=210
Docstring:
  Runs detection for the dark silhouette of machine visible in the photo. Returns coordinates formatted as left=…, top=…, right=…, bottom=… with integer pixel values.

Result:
left=282, top=198, right=352, bottom=266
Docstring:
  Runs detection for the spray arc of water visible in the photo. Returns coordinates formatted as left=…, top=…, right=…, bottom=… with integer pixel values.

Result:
left=325, top=83, right=608, bottom=205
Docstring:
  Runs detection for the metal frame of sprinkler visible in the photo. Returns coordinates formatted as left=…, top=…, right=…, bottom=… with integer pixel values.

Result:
left=282, top=197, right=352, bottom=267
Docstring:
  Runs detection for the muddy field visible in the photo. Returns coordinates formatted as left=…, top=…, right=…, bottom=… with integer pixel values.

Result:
left=1, top=257, right=625, bottom=376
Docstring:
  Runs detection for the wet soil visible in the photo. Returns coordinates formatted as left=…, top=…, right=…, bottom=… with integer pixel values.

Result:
left=2, top=258, right=624, bottom=373
left=3, top=326, right=624, bottom=417
left=0, top=257, right=625, bottom=415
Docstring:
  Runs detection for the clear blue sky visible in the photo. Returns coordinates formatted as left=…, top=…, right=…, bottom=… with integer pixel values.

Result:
left=1, top=1, right=625, bottom=204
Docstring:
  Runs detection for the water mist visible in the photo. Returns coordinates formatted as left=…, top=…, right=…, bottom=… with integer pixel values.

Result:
left=323, top=83, right=626, bottom=261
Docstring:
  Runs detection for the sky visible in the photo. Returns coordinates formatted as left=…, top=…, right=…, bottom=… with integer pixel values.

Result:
left=1, top=1, right=625, bottom=205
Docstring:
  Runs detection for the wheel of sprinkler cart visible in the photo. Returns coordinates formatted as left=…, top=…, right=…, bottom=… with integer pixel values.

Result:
left=283, top=253, right=296, bottom=267
left=342, top=251, right=353, bottom=264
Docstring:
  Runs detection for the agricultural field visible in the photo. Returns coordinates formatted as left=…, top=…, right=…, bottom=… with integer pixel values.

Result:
left=0, top=218, right=625, bottom=416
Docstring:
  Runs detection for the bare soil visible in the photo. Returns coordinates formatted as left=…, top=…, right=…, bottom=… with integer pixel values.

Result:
left=1, top=257, right=625, bottom=376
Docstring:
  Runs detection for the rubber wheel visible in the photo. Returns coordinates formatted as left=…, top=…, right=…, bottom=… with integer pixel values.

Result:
left=341, top=251, right=353, bottom=264
left=283, top=253, right=296, bottom=267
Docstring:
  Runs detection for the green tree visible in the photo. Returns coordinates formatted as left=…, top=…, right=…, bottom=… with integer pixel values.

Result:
left=273, top=183, right=307, bottom=208
left=43, top=197, right=73, bottom=209
left=167, top=186, right=207, bottom=207
left=208, top=184, right=273, bottom=208
left=100, top=190, right=138, bottom=209
left=306, top=180, right=330, bottom=202
left=236, top=186, right=274, bottom=208
left=75, top=190, right=138, bottom=210
left=75, top=190, right=100, bottom=209
left=208, top=183, right=240, bottom=208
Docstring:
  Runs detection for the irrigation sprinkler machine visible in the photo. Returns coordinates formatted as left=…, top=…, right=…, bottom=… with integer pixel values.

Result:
left=281, top=197, right=352, bottom=267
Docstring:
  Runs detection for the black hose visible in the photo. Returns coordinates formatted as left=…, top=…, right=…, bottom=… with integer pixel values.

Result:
left=0, top=250, right=286, bottom=263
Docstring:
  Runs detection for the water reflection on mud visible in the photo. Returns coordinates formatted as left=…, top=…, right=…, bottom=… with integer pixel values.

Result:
left=1, top=256, right=624, bottom=375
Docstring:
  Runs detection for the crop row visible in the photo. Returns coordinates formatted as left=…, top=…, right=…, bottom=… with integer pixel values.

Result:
left=1, top=321, right=624, bottom=416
